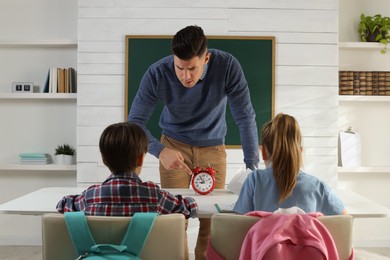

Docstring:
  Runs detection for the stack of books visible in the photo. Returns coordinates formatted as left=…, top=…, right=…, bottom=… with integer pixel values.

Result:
left=43, top=67, right=77, bottom=93
left=19, top=153, right=51, bottom=165
left=339, top=71, right=390, bottom=96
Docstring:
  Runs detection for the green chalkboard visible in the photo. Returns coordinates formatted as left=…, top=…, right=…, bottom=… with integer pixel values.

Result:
left=125, top=36, right=275, bottom=147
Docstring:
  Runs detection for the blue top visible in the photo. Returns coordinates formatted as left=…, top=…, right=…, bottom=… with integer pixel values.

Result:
left=233, top=167, right=345, bottom=215
left=128, top=49, right=259, bottom=169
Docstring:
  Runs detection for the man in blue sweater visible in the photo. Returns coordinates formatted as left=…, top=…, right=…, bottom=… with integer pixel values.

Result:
left=128, top=25, right=259, bottom=260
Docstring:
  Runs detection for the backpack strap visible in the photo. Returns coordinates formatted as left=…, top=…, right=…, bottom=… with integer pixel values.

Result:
left=64, top=211, right=96, bottom=256
left=121, top=212, right=158, bottom=256
left=64, top=211, right=158, bottom=258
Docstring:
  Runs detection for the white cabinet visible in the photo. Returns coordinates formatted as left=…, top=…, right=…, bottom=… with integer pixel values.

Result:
left=338, top=43, right=390, bottom=173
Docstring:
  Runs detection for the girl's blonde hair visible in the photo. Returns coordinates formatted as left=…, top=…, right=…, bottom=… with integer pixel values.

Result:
left=261, top=113, right=302, bottom=202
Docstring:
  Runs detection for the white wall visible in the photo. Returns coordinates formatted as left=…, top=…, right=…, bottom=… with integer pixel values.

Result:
left=77, top=0, right=340, bottom=188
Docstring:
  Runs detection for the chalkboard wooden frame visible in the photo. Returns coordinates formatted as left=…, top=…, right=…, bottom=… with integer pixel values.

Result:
left=125, top=35, right=275, bottom=148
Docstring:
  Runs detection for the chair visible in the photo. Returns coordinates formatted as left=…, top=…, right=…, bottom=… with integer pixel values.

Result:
left=42, top=213, right=185, bottom=260
left=210, top=213, right=353, bottom=260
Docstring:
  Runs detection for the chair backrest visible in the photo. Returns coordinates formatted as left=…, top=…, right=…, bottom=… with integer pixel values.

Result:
left=42, top=213, right=185, bottom=260
left=210, top=213, right=353, bottom=260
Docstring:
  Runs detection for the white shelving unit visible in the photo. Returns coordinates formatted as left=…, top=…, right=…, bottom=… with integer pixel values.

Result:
left=0, top=39, right=77, bottom=172
left=0, top=31, right=78, bottom=174
left=338, top=40, right=390, bottom=175
left=338, top=0, right=390, bottom=245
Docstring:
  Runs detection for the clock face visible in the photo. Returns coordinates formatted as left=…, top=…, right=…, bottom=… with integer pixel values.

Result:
left=191, top=171, right=216, bottom=195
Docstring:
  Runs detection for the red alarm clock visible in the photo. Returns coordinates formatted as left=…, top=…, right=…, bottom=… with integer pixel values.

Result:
left=191, top=166, right=216, bottom=195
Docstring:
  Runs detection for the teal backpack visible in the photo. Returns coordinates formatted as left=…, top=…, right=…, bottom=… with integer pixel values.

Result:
left=64, top=212, right=158, bottom=260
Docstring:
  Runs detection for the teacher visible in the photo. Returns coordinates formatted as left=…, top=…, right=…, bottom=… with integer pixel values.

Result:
left=128, top=25, right=259, bottom=260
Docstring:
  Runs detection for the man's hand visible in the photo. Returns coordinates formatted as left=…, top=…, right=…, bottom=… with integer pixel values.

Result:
left=159, top=147, right=192, bottom=175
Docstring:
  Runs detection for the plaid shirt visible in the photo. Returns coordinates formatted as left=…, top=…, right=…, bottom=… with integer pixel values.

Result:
left=56, top=172, right=198, bottom=218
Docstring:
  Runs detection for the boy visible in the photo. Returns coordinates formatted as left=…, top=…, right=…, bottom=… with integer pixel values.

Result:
left=56, top=122, right=198, bottom=218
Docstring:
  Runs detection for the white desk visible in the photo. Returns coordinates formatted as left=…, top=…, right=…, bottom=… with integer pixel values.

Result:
left=334, top=189, right=390, bottom=218
left=0, top=187, right=237, bottom=218
left=0, top=187, right=389, bottom=218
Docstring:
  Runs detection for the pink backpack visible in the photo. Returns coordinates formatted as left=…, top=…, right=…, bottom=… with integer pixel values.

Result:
left=239, top=211, right=339, bottom=260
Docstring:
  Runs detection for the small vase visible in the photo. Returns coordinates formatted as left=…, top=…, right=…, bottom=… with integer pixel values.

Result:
left=54, top=154, right=74, bottom=165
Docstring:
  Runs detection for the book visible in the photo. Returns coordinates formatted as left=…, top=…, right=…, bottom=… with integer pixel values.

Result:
left=57, top=68, right=66, bottom=93
left=20, top=160, right=49, bottom=165
left=43, top=69, right=50, bottom=93
left=64, top=68, right=69, bottom=93
left=68, top=67, right=77, bottom=93
left=214, top=202, right=236, bottom=213
left=19, top=153, right=50, bottom=159
left=20, top=157, right=48, bottom=161
left=49, top=68, right=58, bottom=93
left=19, top=153, right=50, bottom=164
left=44, top=68, right=75, bottom=93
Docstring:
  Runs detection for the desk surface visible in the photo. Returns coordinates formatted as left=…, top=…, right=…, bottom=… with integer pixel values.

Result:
left=0, top=187, right=389, bottom=218
left=0, top=187, right=237, bottom=218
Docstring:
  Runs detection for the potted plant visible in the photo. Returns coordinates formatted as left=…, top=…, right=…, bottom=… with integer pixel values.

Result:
left=54, top=144, right=75, bottom=165
left=358, top=13, right=390, bottom=54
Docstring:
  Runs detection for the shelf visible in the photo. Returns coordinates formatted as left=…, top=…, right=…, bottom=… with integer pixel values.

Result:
left=339, top=96, right=390, bottom=102
left=338, top=166, right=390, bottom=174
left=339, top=42, right=384, bottom=50
left=0, top=93, right=77, bottom=100
left=0, top=163, right=76, bottom=171
left=0, top=39, right=77, bottom=47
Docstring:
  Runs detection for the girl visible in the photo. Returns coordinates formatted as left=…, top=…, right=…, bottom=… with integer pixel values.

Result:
left=234, top=113, right=347, bottom=215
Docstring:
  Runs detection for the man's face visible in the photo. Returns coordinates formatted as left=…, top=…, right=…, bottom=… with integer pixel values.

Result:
left=173, top=52, right=210, bottom=88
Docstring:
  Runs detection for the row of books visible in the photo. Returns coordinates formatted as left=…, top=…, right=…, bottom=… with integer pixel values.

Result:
left=19, top=153, right=51, bottom=165
left=339, top=71, right=390, bottom=96
left=43, top=67, right=77, bottom=93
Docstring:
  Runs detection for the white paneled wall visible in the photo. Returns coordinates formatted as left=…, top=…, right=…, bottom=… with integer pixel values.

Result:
left=77, top=0, right=339, bottom=187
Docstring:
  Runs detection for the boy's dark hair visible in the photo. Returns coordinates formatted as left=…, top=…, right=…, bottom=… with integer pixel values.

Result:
left=99, top=122, right=148, bottom=174
left=172, top=25, right=208, bottom=60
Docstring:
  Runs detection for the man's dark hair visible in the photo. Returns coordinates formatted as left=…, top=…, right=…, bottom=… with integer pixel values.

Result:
left=172, top=25, right=208, bottom=60
left=99, top=122, right=148, bottom=174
